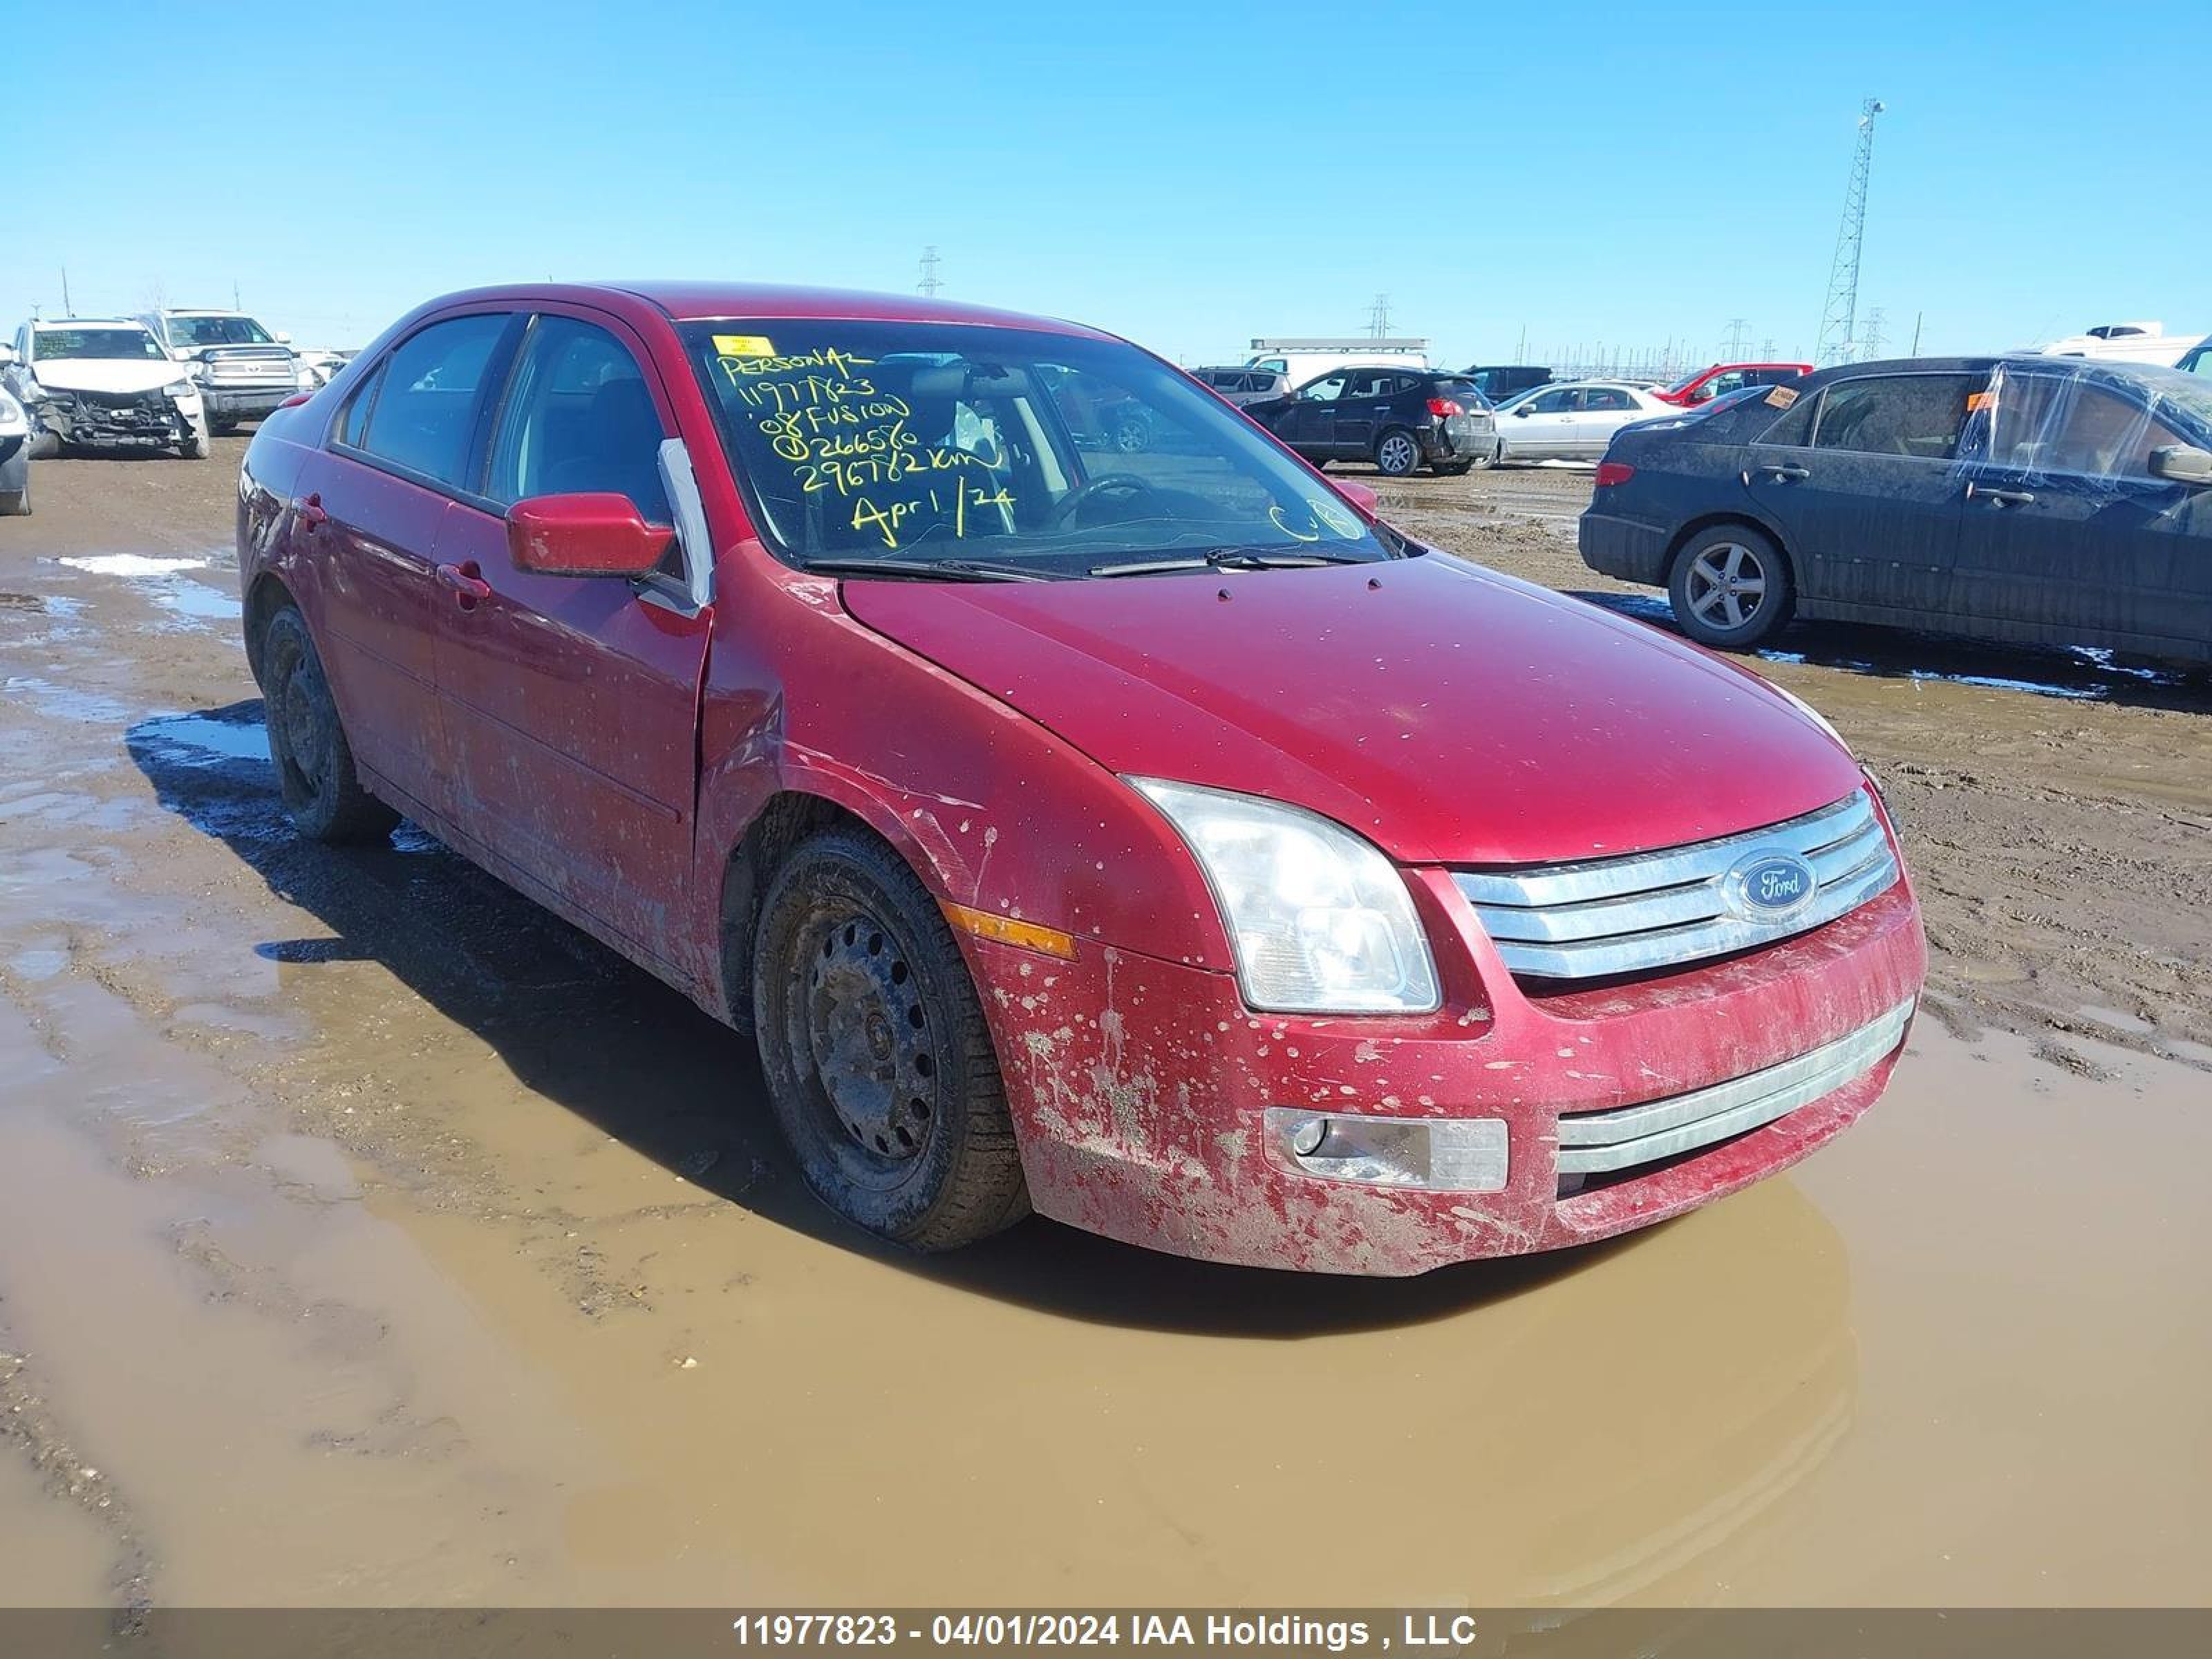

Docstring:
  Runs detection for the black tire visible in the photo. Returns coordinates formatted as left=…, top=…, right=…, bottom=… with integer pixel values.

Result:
left=1667, top=524, right=1797, bottom=650
left=1374, top=428, right=1423, bottom=478
left=752, top=829, right=1027, bottom=1251
left=1434, top=461, right=1473, bottom=477
left=261, top=607, right=400, bottom=843
left=212, top=419, right=238, bottom=437
left=180, top=424, right=211, bottom=460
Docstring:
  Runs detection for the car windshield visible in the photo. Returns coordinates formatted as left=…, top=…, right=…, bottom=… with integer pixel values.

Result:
left=682, top=321, right=1398, bottom=577
left=169, top=315, right=274, bottom=347
left=36, top=328, right=167, bottom=362
left=2124, top=364, right=2212, bottom=431
left=1661, top=368, right=1712, bottom=396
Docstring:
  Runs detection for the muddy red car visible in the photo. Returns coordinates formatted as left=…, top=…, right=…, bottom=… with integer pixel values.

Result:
left=236, top=283, right=1924, bottom=1275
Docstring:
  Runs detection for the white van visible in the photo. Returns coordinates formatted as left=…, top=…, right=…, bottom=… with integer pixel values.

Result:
left=2035, top=322, right=2200, bottom=368
left=1244, top=336, right=1430, bottom=389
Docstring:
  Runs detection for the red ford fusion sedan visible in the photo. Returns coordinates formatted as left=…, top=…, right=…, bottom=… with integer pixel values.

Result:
left=236, top=283, right=1924, bottom=1275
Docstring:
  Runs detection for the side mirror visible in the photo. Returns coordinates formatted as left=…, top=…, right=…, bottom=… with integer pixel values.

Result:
left=507, top=494, right=675, bottom=578
left=1514, top=405, right=1534, bottom=417
left=2148, top=444, right=2212, bottom=486
left=1332, top=478, right=1380, bottom=517
left=274, top=331, right=292, bottom=344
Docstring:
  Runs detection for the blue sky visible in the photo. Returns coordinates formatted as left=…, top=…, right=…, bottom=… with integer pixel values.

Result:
left=13, top=1, right=2201, bottom=368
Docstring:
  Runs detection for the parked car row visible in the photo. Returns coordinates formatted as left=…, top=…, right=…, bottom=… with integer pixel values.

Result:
left=0, top=307, right=362, bottom=514
left=1581, top=353, right=2212, bottom=666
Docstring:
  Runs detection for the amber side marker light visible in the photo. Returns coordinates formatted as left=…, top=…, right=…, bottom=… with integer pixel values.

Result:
left=941, top=901, right=1078, bottom=961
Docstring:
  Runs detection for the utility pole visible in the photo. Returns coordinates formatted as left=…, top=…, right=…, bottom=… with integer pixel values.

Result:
left=917, top=245, right=943, bottom=297
left=1816, top=96, right=1885, bottom=366
left=61, top=266, right=72, bottom=315
left=1910, top=310, right=1924, bottom=355
left=1367, top=293, right=1392, bottom=339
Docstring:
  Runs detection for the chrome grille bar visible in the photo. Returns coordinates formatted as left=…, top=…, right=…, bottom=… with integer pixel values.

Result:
left=1557, top=999, right=1913, bottom=1176
left=1454, top=788, right=1898, bottom=981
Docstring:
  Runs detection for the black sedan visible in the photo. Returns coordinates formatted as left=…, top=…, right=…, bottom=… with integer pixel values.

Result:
left=1580, top=355, right=2212, bottom=666
left=1246, top=368, right=1497, bottom=477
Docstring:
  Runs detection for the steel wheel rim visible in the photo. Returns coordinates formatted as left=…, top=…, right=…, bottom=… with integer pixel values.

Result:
left=273, top=650, right=330, bottom=802
left=1380, top=434, right=1416, bottom=473
left=1687, top=541, right=1769, bottom=631
left=800, top=908, right=938, bottom=1168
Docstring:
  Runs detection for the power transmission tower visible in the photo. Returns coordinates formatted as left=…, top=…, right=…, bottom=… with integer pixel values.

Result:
left=1367, top=294, right=1392, bottom=339
left=1723, top=317, right=1750, bottom=357
left=917, top=246, right=943, bottom=296
left=1816, top=96, right=1884, bottom=366
left=1859, top=306, right=1888, bottom=359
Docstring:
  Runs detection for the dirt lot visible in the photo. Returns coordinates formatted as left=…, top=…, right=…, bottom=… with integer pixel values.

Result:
left=2, top=444, right=2208, bottom=1612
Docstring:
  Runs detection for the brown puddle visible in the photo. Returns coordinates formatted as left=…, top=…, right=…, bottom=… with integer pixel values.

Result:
left=3, top=449, right=2209, bottom=1610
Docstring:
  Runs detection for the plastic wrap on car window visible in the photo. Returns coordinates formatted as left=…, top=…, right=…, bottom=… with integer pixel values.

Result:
left=1971, top=360, right=2212, bottom=493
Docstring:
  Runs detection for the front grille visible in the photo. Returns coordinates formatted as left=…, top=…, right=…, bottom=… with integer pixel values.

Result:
left=1557, top=998, right=1913, bottom=1177
left=1454, top=788, right=1897, bottom=982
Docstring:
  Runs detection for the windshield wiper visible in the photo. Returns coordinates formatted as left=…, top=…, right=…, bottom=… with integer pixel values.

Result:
left=1088, top=545, right=1376, bottom=578
left=802, top=556, right=1067, bottom=583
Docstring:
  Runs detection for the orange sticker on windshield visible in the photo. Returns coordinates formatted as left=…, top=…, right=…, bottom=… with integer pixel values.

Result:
left=1764, top=386, right=1800, bottom=409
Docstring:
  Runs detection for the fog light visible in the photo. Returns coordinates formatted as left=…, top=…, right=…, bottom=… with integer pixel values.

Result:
left=1265, top=1107, right=1508, bottom=1193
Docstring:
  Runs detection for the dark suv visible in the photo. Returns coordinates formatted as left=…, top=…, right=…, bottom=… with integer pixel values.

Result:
left=1246, top=368, right=1498, bottom=476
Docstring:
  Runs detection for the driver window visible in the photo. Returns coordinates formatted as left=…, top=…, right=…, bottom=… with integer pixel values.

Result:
left=488, top=315, right=671, bottom=521
left=1300, top=374, right=1348, bottom=402
left=1528, top=388, right=1572, bottom=414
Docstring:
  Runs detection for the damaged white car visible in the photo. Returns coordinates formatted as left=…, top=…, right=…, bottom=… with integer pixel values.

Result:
left=3, top=318, right=211, bottom=460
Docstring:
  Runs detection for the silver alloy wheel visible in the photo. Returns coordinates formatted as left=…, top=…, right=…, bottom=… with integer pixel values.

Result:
left=1685, top=540, right=1770, bottom=632
left=1378, top=432, right=1418, bottom=475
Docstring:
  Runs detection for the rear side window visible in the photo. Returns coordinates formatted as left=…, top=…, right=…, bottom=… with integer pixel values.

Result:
left=1581, top=387, right=1635, bottom=411
left=1811, top=373, right=1978, bottom=460
left=354, top=313, right=512, bottom=487
left=488, top=316, right=671, bottom=521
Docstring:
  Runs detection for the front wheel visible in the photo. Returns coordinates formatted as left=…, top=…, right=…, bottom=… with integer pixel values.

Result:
left=752, top=830, right=1028, bottom=1251
left=1668, top=525, right=1796, bottom=649
left=261, top=608, right=400, bottom=843
left=1374, top=428, right=1422, bottom=478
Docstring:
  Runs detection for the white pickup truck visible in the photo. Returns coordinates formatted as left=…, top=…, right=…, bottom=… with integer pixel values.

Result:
left=136, top=308, right=304, bottom=433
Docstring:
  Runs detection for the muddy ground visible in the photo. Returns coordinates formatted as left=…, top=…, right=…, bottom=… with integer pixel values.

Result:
left=1, top=444, right=2207, bottom=1613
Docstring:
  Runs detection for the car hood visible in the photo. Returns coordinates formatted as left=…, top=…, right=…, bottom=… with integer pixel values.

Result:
left=841, top=553, right=1865, bottom=865
left=28, top=360, right=187, bottom=396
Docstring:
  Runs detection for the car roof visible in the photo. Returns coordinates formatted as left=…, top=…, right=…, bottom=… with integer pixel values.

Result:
left=413, top=281, right=1119, bottom=343
left=35, top=317, right=151, bottom=330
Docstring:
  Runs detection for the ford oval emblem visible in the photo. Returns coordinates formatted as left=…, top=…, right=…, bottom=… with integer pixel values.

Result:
left=1725, top=851, right=1819, bottom=922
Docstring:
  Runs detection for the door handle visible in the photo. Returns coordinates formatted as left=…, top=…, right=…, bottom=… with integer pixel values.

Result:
left=1753, top=464, right=1810, bottom=482
left=1965, top=482, right=2036, bottom=507
left=435, top=561, right=493, bottom=606
left=295, top=493, right=328, bottom=527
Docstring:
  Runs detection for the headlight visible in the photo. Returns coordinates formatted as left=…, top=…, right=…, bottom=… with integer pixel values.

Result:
left=1129, top=778, right=1439, bottom=1014
left=0, top=391, right=25, bottom=435
left=164, top=380, right=197, bottom=400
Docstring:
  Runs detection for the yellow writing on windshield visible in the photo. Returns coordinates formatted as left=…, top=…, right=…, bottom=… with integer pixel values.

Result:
left=720, top=344, right=1019, bottom=550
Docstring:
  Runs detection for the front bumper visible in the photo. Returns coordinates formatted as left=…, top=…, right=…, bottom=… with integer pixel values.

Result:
left=199, top=384, right=292, bottom=419
left=34, top=392, right=195, bottom=449
left=969, top=852, right=1924, bottom=1275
